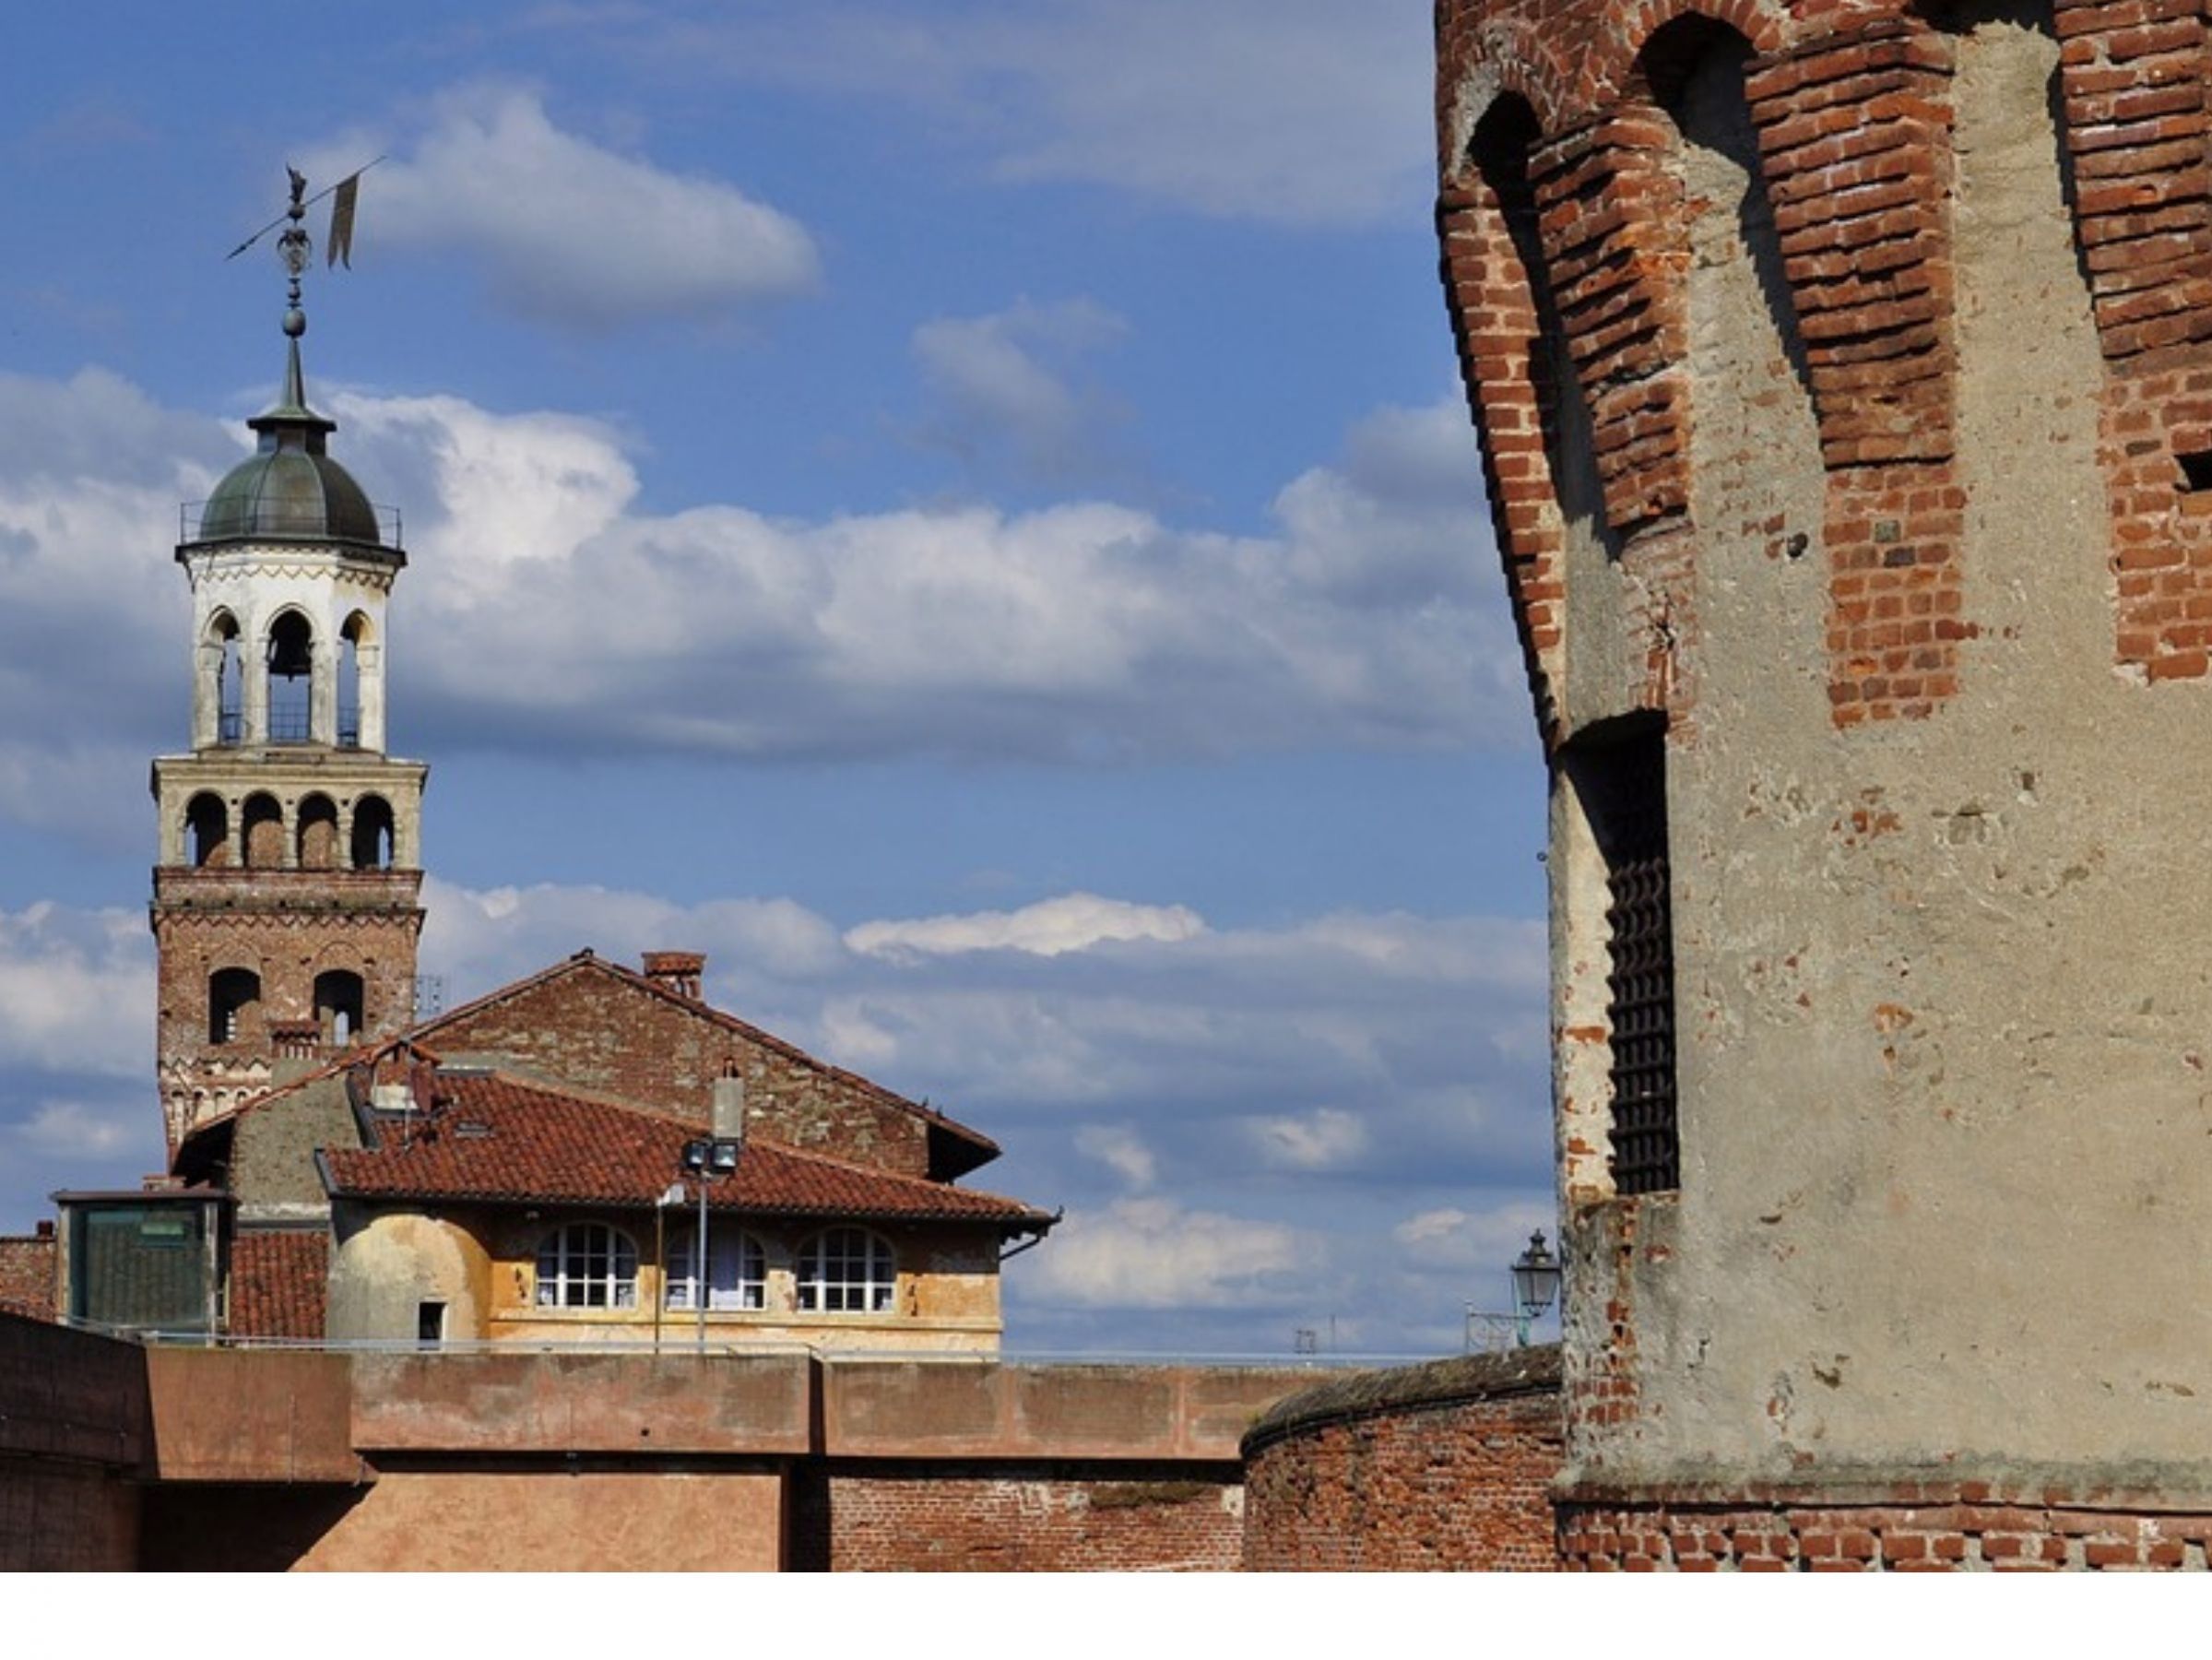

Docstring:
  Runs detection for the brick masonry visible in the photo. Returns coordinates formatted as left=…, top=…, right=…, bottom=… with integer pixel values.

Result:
left=0, top=1232, right=54, bottom=1319
left=793, top=1462, right=1247, bottom=1572
left=1240, top=1347, right=1564, bottom=1571
left=1562, top=1493, right=2212, bottom=1570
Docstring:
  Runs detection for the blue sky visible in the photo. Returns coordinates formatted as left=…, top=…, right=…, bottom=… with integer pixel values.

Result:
left=0, top=1, right=1556, bottom=1357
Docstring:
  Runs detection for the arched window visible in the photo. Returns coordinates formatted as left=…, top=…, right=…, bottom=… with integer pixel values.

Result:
left=797, top=1227, right=895, bottom=1313
left=207, top=967, right=261, bottom=1046
left=296, top=793, right=338, bottom=870
left=266, top=611, right=313, bottom=744
left=313, top=968, right=365, bottom=1046
left=184, top=793, right=230, bottom=869
left=338, top=612, right=370, bottom=748
left=351, top=794, right=395, bottom=871
left=666, top=1230, right=767, bottom=1311
left=242, top=793, right=284, bottom=869
left=207, top=612, right=242, bottom=746
left=535, top=1223, right=638, bottom=1309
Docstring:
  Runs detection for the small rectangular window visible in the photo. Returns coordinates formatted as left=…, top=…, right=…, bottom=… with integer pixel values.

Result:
left=416, top=1300, right=444, bottom=1346
left=1569, top=717, right=1679, bottom=1196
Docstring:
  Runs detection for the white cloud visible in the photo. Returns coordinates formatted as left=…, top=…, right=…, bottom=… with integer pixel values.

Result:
left=1023, top=1197, right=1306, bottom=1309
left=0, top=903, right=153, bottom=1079
left=910, top=299, right=1130, bottom=486
left=1245, top=1107, right=1366, bottom=1171
left=846, top=893, right=1203, bottom=961
left=306, top=84, right=819, bottom=330
left=13, top=1097, right=137, bottom=1157
left=1074, top=1123, right=1156, bottom=1190
left=1392, top=1199, right=1557, bottom=1272
left=639, top=2, right=1435, bottom=228
left=0, top=369, right=1522, bottom=783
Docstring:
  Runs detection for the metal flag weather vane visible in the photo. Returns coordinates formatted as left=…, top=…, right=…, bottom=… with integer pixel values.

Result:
left=224, top=159, right=384, bottom=268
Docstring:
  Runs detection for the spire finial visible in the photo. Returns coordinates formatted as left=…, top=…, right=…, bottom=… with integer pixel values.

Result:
left=278, top=166, right=312, bottom=341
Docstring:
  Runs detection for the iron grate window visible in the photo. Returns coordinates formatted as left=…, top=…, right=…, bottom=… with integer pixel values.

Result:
left=1595, top=729, right=1678, bottom=1195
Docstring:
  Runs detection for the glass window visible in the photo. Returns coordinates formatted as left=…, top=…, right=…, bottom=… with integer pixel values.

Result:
left=797, top=1227, right=895, bottom=1313
left=534, top=1223, right=638, bottom=1309
left=665, top=1230, right=767, bottom=1311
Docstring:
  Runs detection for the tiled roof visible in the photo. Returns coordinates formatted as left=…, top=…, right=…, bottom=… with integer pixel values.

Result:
left=228, top=1229, right=328, bottom=1339
left=320, top=1072, right=1052, bottom=1229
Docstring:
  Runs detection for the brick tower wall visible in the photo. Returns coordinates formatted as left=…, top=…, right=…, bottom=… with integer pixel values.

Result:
left=1438, top=0, right=2212, bottom=1567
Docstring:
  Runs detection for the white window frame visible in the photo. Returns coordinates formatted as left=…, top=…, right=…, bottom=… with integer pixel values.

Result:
left=797, top=1227, right=896, bottom=1313
left=535, top=1222, right=639, bottom=1310
left=665, top=1229, right=767, bottom=1311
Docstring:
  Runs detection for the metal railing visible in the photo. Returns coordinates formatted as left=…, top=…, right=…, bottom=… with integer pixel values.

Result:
left=179, top=500, right=404, bottom=548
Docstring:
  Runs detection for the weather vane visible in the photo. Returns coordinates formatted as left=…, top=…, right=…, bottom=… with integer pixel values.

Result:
left=225, top=158, right=385, bottom=330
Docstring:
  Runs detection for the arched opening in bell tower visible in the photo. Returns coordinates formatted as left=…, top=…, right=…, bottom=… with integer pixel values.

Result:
left=184, top=793, right=231, bottom=868
left=207, top=967, right=262, bottom=1046
left=297, top=793, right=338, bottom=870
left=266, top=610, right=314, bottom=744
left=242, top=793, right=284, bottom=868
left=338, top=611, right=371, bottom=749
left=313, top=969, right=366, bottom=1046
left=351, top=794, right=395, bottom=870
left=207, top=611, right=243, bottom=747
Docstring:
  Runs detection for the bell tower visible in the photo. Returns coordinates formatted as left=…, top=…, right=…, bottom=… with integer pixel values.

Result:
left=151, top=172, right=427, bottom=1153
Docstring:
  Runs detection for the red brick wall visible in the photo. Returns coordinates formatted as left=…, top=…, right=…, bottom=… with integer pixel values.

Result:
left=0, top=1233, right=54, bottom=1319
left=1240, top=1349, right=1564, bottom=1571
left=1564, top=1493, right=2212, bottom=1570
left=793, top=1462, right=1246, bottom=1571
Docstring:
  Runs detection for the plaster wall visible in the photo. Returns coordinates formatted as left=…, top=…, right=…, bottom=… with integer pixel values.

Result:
left=290, top=1469, right=784, bottom=1571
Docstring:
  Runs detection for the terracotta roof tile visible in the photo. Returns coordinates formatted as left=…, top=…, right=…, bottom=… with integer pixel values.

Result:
left=320, top=1072, right=1051, bottom=1230
left=228, top=1229, right=328, bottom=1339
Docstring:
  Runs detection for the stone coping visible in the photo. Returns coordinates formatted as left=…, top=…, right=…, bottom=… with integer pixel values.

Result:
left=1240, top=1343, right=1562, bottom=1456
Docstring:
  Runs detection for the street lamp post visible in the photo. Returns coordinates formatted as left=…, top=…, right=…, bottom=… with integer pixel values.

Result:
left=1508, top=1229, right=1561, bottom=1348
left=680, top=1132, right=744, bottom=1354
left=1464, top=1228, right=1564, bottom=1352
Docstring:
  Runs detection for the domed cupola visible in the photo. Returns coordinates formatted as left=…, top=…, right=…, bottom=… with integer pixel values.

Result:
left=195, top=340, right=383, bottom=546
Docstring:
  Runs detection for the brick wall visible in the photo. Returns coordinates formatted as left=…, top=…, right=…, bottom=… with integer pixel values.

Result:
left=792, top=1461, right=1246, bottom=1571
left=1563, top=1493, right=2212, bottom=1570
left=0, top=1231, right=54, bottom=1318
left=1240, top=1347, right=1564, bottom=1571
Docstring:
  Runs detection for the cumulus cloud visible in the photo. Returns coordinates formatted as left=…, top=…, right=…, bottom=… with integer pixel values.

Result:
left=305, top=84, right=819, bottom=330
left=910, top=298, right=1132, bottom=486
left=846, top=892, right=1203, bottom=961
left=1074, top=1123, right=1156, bottom=1190
left=626, top=1, right=1434, bottom=228
left=0, top=903, right=154, bottom=1079
left=1022, top=1198, right=1306, bottom=1310
left=1245, top=1107, right=1366, bottom=1171
left=0, top=877, right=1554, bottom=1353
left=13, top=1097, right=139, bottom=1158
left=0, top=367, right=1520, bottom=796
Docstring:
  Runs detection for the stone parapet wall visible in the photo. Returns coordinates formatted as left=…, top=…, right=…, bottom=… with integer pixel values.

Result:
left=1240, top=1346, right=1564, bottom=1571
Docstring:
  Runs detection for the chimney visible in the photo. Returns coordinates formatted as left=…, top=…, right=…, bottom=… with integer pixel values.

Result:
left=713, top=1070, right=747, bottom=1144
left=642, top=951, right=705, bottom=1001
left=34, top=1220, right=53, bottom=1240
left=270, top=1017, right=323, bottom=1085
